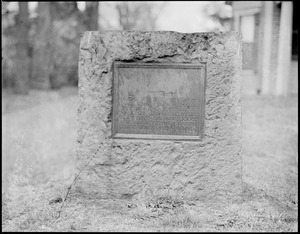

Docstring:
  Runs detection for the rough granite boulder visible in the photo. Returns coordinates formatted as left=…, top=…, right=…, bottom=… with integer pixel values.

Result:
left=76, top=30, right=242, bottom=202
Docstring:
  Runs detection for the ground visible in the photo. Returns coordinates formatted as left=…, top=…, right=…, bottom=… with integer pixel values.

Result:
left=2, top=87, right=298, bottom=232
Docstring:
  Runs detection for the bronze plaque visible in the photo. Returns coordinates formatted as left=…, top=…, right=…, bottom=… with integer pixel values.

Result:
left=112, top=62, right=206, bottom=141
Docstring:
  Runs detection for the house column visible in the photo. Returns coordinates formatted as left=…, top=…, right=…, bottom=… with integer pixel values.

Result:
left=275, top=1, right=293, bottom=96
left=261, top=1, right=273, bottom=95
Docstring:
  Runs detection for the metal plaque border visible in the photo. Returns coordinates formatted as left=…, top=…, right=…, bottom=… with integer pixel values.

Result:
left=111, top=62, right=206, bottom=141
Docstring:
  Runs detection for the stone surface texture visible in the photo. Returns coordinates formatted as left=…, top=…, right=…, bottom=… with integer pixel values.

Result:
left=76, top=31, right=242, bottom=202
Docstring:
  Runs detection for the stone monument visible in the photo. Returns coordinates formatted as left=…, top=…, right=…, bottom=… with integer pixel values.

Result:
left=76, top=31, right=242, bottom=202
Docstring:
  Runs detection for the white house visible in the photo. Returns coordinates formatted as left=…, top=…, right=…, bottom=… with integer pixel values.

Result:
left=228, top=1, right=298, bottom=96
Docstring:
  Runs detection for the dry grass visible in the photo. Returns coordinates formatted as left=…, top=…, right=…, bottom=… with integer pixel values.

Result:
left=2, top=87, right=298, bottom=232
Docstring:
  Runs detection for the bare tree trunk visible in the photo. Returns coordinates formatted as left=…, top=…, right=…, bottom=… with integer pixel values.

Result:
left=86, top=2, right=99, bottom=30
left=115, top=2, right=166, bottom=31
left=14, top=2, right=29, bottom=94
left=116, top=2, right=132, bottom=30
left=30, top=2, right=54, bottom=89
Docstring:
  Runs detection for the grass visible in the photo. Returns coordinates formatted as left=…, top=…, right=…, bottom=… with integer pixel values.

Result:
left=2, top=87, right=298, bottom=232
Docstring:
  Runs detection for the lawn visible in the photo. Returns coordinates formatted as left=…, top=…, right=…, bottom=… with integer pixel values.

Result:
left=2, top=87, right=298, bottom=232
